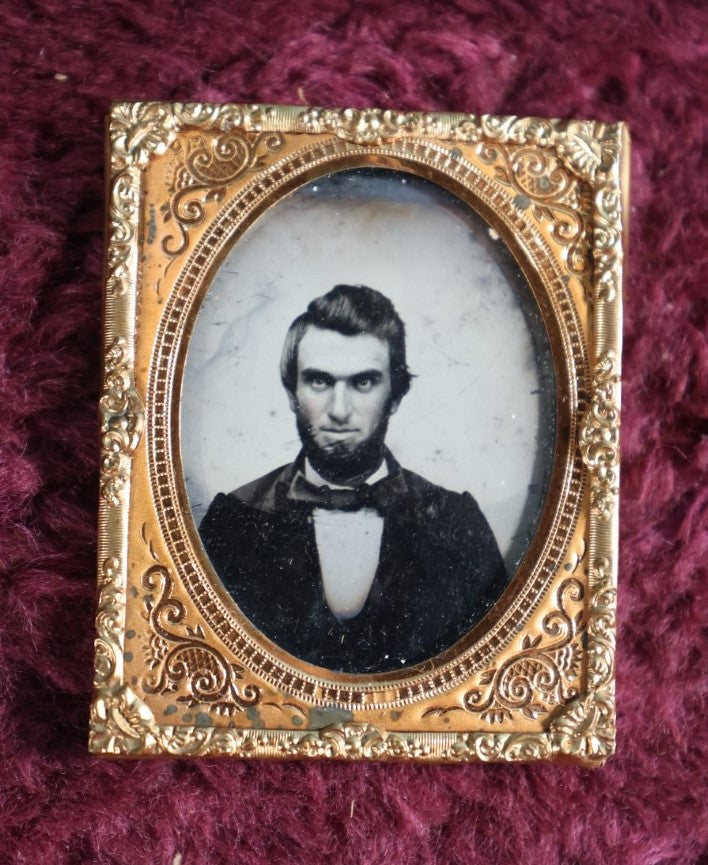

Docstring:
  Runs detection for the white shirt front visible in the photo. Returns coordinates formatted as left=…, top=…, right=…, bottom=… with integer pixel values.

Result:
left=304, top=460, right=387, bottom=621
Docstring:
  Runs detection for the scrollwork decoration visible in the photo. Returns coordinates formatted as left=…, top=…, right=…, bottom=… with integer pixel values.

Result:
left=295, top=108, right=624, bottom=309
left=93, top=556, right=125, bottom=688
left=450, top=115, right=621, bottom=182
left=89, top=552, right=609, bottom=761
left=580, top=351, right=620, bottom=520
left=93, top=103, right=623, bottom=763
left=99, top=338, right=144, bottom=507
left=110, top=101, right=277, bottom=168
left=141, top=564, right=261, bottom=715
left=451, top=115, right=624, bottom=306
left=107, top=103, right=288, bottom=278
left=108, top=104, right=624, bottom=187
left=91, top=556, right=158, bottom=755
left=423, top=577, right=584, bottom=723
left=106, top=104, right=623, bottom=308
left=545, top=555, right=616, bottom=762
left=274, top=725, right=547, bottom=762
left=161, top=130, right=285, bottom=260
left=593, top=185, right=623, bottom=303
left=445, top=731, right=553, bottom=762
left=105, top=169, right=140, bottom=297
left=477, top=143, right=592, bottom=278
left=586, top=556, right=616, bottom=689
left=299, top=107, right=444, bottom=144
left=276, top=723, right=430, bottom=760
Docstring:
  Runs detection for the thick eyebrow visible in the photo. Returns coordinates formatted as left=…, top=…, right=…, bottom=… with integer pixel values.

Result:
left=300, top=368, right=384, bottom=384
left=300, top=368, right=336, bottom=384
left=350, top=370, right=383, bottom=383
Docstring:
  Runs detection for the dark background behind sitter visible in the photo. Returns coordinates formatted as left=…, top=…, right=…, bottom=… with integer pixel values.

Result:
left=0, top=2, right=705, bottom=864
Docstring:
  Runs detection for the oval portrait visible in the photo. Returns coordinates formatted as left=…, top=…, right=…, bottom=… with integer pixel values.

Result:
left=180, top=167, right=556, bottom=674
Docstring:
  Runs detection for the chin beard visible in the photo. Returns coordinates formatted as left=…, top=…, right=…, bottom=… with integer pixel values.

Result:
left=295, top=413, right=389, bottom=485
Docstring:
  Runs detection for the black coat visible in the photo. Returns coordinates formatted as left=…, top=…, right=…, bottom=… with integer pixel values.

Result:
left=199, top=455, right=508, bottom=673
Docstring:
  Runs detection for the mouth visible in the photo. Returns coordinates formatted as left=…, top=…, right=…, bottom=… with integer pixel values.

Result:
left=319, top=428, right=360, bottom=448
left=320, top=427, right=359, bottom=435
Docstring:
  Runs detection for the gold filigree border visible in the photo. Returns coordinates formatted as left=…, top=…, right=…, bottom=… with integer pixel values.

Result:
left=422, top=575, right=585, bottom=724
left=148, top=134, right=586, bottom=710
left=477, top=143, right=593, bottom=287
left=94, top=103, right=625, bottom=764
left=91, top=546, right=616, bottom=763
left=99, top=338, right=144, bottom=506
left=580, top=351, right=621, bottom=519
left=141, top=563, right=262, bottom=715
left=161, top=129, right=285, bottom=261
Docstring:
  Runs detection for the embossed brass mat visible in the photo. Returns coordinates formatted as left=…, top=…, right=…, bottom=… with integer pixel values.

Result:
left=92, top=103, right=627, bottom=763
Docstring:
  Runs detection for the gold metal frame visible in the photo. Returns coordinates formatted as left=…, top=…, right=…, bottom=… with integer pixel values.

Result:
left=91, top=102, right=628, bottom=763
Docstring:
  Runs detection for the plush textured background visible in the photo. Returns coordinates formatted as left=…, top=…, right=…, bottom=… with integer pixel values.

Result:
left=1, top=1, right=706, bottom=863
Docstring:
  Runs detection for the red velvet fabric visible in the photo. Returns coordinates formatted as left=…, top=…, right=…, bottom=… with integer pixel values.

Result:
left=1, top=2, right=706, bottom=863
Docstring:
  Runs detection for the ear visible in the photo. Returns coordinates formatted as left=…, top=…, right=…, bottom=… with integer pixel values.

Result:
left=388, top=398, right=401, bottom=416
left=287, top=390, right=297, bottom=413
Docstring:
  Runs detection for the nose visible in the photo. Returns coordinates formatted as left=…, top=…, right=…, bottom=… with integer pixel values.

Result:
left=327, top=382, right=352, bottom=423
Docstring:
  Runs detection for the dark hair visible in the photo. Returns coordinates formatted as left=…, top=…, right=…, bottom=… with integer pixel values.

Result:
left=280, top=285, right=413, bottom=402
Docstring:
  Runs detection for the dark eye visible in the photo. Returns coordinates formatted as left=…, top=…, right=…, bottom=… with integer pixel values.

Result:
left=304, top=372, right=333, bottom=392
left=352, top=374, right=379, bottom=392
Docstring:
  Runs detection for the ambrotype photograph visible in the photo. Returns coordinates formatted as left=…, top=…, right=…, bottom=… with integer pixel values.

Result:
left=94, top=103, right=626, bottom=763
left=181, top=168, right=556, bottom=674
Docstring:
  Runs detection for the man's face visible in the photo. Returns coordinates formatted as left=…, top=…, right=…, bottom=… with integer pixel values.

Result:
left=290, top=326, right=400, bottom=481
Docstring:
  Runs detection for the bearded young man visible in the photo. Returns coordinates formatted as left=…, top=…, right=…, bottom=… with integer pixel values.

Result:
left=199, top=285, right=507, bottom=673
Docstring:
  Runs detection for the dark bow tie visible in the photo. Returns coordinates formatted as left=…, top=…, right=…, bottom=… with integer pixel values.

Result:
left=285, top=470, right=407, bottom=516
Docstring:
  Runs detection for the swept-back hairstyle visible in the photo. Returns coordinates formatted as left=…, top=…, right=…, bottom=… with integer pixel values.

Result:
left=280, top=284, right=413, bottom=402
